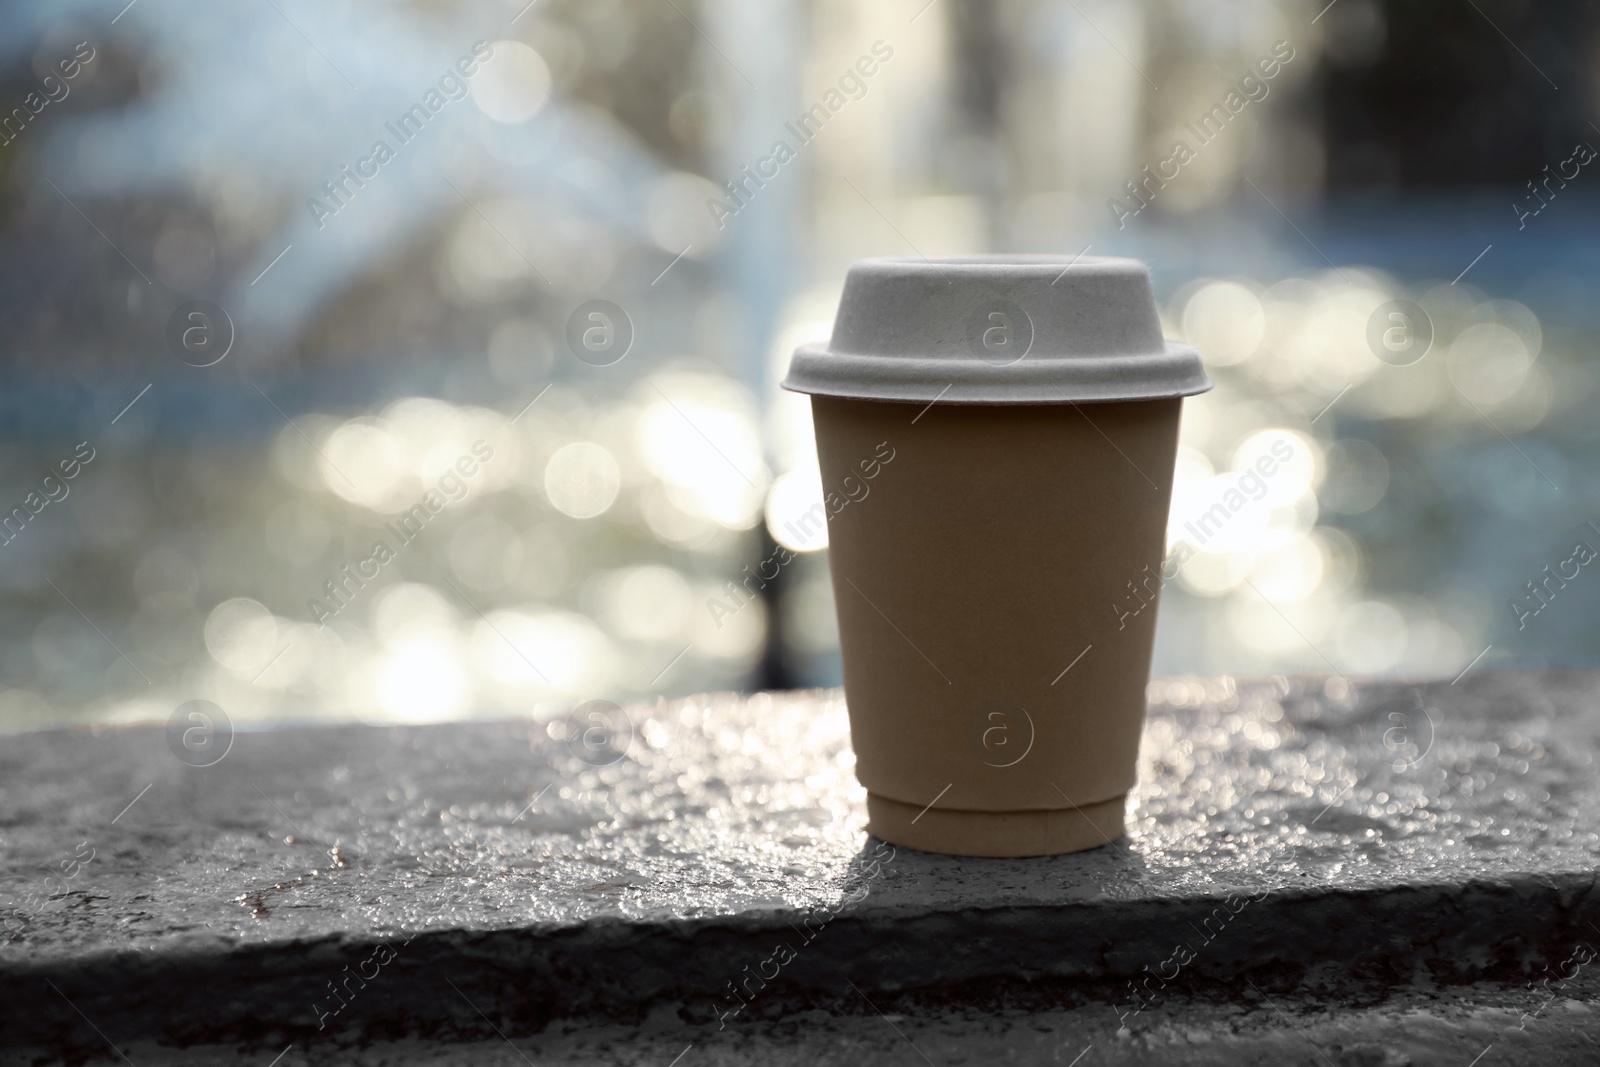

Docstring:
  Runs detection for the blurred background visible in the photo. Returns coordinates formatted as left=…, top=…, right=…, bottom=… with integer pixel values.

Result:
left=0, top=0, right=1596, bottom=733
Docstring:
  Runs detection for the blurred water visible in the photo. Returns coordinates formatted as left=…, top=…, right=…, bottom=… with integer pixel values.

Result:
left=0, top=0, right=1595, bottom=732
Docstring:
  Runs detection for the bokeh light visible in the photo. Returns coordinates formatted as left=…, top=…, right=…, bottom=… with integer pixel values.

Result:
left=544, top=442, right=621, bottom=519
left=472, top=41, right=551, bottom=124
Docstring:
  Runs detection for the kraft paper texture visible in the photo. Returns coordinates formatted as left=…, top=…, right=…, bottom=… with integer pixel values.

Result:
left=812, top=394, right=1182, bottom=856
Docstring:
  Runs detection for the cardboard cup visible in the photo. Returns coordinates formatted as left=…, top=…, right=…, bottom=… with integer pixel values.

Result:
left=813, top=395, right=1179, bottom=856
left=783, top=256, right=1209, bottom=857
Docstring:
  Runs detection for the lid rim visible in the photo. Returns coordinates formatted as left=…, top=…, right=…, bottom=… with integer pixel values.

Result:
left=782, top=340, right=1214, bottom=405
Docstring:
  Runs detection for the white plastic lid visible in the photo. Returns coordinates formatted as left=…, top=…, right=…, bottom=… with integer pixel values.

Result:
left=782, top=255, right=1211, bottom=405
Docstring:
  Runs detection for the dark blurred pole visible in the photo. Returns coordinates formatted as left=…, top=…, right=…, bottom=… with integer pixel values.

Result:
left=751, top=530, right=794, bottom=692
left=704, top=0, right=801, bottom=691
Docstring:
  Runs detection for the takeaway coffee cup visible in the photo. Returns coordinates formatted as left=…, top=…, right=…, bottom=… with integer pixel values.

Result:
left=782, top=255, right=1210, bottom=857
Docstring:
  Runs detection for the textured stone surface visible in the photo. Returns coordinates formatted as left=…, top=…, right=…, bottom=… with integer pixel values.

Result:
left=11, top=977, right=1600, bottom=1067
left=2, top=671, right=1599, bottom=1063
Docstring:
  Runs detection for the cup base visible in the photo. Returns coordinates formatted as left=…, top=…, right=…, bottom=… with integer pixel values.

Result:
left=866, top=792, right=1127, bottom=858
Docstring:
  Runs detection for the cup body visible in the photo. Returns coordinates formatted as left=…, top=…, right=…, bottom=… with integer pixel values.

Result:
left=811, top=393, right=1181, bottom=856
left=784, top=254, right=1208, bottom=857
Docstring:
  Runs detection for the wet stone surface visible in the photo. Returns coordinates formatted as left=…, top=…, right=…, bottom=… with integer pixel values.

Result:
left=2, top=670, right=1598, bottom=1063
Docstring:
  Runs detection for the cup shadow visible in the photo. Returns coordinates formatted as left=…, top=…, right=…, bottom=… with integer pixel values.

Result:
left=835, top=831, right=1150, bottom=911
